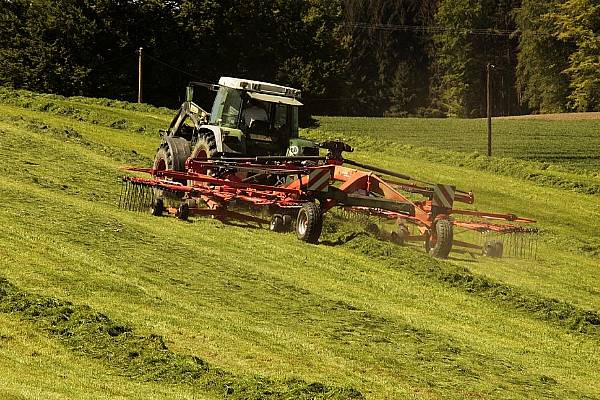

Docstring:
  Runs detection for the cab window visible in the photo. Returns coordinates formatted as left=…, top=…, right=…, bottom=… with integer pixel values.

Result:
left=210, top=87, right=242, bottom=128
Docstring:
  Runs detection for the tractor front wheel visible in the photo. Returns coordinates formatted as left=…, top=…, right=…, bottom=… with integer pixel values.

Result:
left=296, top=203, right=323, bottom=244
left=425, top=219, right=453, bottom=258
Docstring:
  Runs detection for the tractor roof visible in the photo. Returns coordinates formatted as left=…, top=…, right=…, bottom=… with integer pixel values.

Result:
left=219, top=77, right=301, bottom=99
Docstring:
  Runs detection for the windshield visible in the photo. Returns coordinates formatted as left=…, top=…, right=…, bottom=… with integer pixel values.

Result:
left=210, top=87, right=242, bottom=128
left=211, top=87, right=299, bottom=135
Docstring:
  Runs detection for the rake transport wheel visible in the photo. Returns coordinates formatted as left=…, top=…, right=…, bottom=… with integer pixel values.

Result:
left=176, top=202, right=190, bottom=221
left=270, top=214, right=285, bottom=232
left=391, top=225, right=409, bottom=245
left=150, top=198, right=164, bottom=216
left=425, top=219, right=453, bottom=258
left=296, top=202, right=323, bottom=244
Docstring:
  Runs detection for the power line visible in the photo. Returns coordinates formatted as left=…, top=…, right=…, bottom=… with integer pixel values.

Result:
left=144, top=53, right=203, bottom=80
left=347, top=23, right=520, bottom=37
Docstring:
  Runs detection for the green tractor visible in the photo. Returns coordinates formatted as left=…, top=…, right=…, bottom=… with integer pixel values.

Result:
left=154, top=77, right=319, bottom=176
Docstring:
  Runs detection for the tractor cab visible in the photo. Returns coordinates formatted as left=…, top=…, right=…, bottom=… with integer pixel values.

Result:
left=208, top=78, right=303, bottom=156
left=157, top=77, right=319, bottom=179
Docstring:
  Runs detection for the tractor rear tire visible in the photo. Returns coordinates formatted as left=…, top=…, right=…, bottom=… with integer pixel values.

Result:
left=426, top=219, right=453, bottom=258
left=296, top=203, right=323, bottom=244
left=189, top=132, right=218, bottom=178
left=153, top=137, right=191, bottom=174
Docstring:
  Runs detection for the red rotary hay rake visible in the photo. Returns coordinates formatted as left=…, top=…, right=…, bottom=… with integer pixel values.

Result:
left=120, top=141, right=537, bottom=258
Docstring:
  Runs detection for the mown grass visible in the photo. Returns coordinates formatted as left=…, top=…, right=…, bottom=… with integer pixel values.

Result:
left=0, top=313, right=209, bottom=400
left=314, top=116, right=600, bottom=172
left=0, top=90, right=599, bottom=399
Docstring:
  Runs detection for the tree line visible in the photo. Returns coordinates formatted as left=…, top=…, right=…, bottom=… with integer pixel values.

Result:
left=1, top=0, right=598, bottom=117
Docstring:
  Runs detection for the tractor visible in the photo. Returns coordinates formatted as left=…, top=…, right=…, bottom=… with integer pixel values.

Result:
left=153, top=77, right=319, bottom=177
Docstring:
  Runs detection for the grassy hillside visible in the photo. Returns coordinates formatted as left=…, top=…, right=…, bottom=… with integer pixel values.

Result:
left=0, top=89, right=599, bottom=399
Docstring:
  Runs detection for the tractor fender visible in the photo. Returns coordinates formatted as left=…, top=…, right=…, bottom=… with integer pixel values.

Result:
left=197, top=125, right=225, bottom=153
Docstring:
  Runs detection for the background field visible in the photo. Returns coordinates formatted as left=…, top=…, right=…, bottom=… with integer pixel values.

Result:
left=314, top=115, right=600, bottom=172
left=0, top=89, right=599, bottom=399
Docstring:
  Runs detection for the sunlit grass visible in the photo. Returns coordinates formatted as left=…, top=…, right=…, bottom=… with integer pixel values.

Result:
left=0, top=91, right=599, bottom=399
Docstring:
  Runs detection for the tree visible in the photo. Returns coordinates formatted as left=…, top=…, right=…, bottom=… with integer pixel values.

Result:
left=547, top=0, right=600, bottom=111
left=431, top=0, right=521, bottom=117
left=514, top=0, right=572, bottom=113
left=343, top=0, right=438, bottom=116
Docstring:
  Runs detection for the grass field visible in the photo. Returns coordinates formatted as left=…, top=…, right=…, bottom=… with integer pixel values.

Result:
left=0, top=88, right=599, bottom=399
left=314, top=115, right=600, bottom=172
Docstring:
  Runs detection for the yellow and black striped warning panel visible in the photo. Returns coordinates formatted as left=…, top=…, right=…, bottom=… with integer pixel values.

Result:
left=307, top=168, right=331, bottom=192
left=432, top=184, right=455, bottom=209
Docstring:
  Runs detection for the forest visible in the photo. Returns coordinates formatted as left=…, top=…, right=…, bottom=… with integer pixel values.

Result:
left=1, top=0, right=599, bottom=117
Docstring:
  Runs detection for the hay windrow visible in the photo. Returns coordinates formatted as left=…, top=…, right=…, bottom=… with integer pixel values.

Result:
left=0, top=277, right=363, bottom=400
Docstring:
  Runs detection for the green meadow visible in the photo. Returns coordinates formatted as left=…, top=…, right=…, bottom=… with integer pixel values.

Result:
left=0, top=89, right=599, bottom=399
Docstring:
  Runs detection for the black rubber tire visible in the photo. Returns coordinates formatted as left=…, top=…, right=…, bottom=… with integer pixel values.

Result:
left=483, top=239, right=504, bottom=258
left=296, top=203, right=323, bottom=244
left=426, top=219, right=453, bottom=258
left=177, top=202, right=190, bottom=221
left=190, top=132, right=218, bottom=169
left=390, top=231, right=404, bottom=245
left=270, top=215, right=284, bottom=232
left=282, top=214, right=293, bottom=229
left=153, top=137, right=191, bottom=173
left=150, top=198, right=164, bottom=216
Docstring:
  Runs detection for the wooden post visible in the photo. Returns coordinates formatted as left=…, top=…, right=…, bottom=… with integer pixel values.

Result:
left=486, top=63, right=493, bottom=157
left=137, top=47, right=143, bottom=103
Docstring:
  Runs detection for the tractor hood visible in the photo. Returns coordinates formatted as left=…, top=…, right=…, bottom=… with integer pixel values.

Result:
left=248, top=92, right=303, bottom=106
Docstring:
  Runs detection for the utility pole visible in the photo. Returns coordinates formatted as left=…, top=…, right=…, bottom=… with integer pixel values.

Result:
left=486, top=63, right=494, bottom=157
left=137, top=47, right=143, bottom=103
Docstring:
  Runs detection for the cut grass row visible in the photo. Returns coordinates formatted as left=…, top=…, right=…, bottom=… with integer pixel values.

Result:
left=0, top=313, right=208, bottom=400
left=0, top=277, right=360, bottom=400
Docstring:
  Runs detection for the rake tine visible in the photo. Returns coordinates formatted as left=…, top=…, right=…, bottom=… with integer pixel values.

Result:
left=128, top=182, right=134, bottom=211
left=143, top=185, right=151, bottom=210
left=129, top=183, right=136, bottom=211
left=123, top=180, right=130, bottom=210
left=136, top=184, right=143, bottom=211
left=135, top=184, right=141, bottom=211
left=135, top=184, right=142, bottom=211
left=119, top=179, right=124, bottom=209
left=141, top=185, right=147, bottom=211
left=119, top=180, right=126, bottom=209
